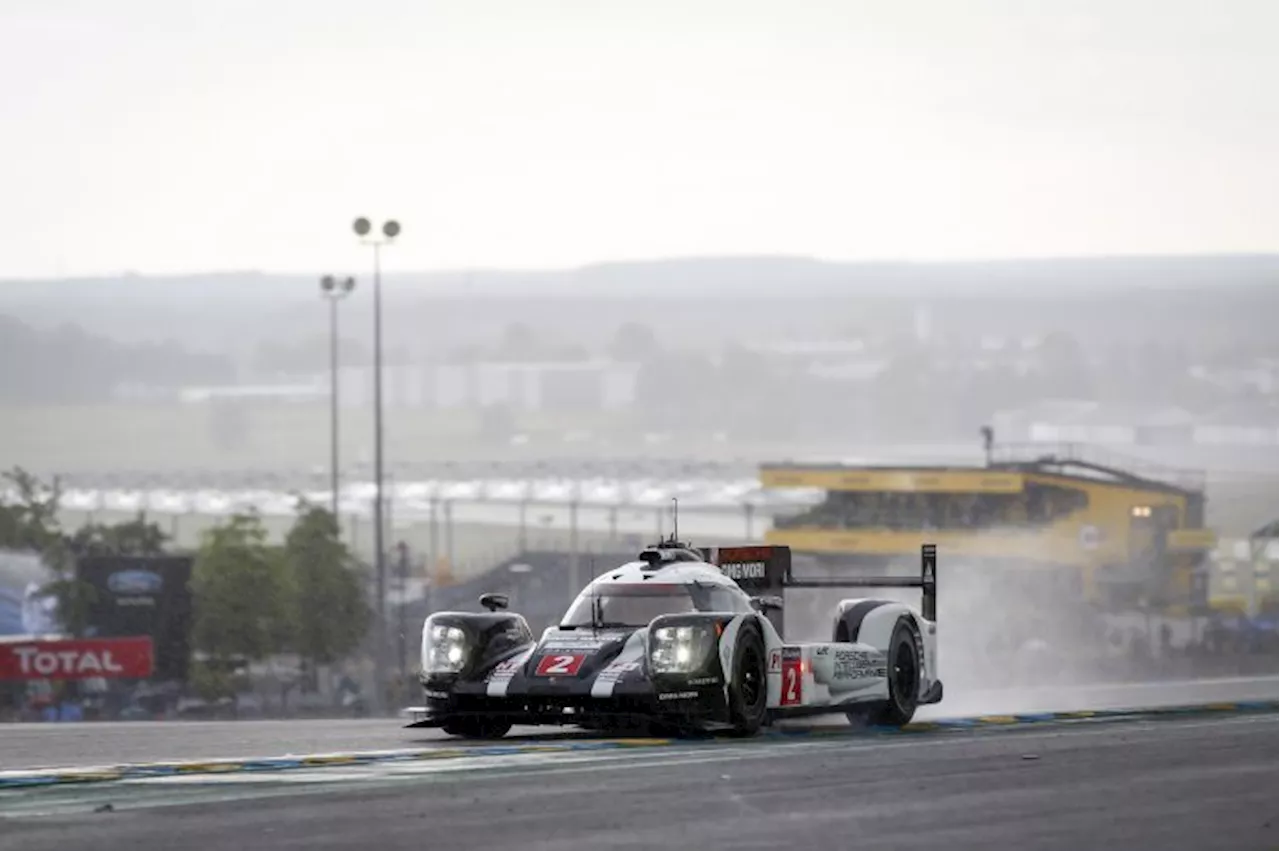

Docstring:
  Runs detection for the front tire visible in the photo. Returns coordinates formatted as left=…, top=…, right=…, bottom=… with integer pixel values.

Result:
left=442, top=718, right=512, bottom=739
left=861, top=617, right=921, bottom=728
left=726, top=623, right=768, bottom=737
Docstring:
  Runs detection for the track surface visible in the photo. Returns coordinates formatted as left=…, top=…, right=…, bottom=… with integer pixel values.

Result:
left=1, top=713, right=1275, bottom=851
left=2, top=677, right=1275, bottom=771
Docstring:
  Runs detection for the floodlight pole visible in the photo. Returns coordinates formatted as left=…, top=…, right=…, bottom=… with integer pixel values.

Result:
left=319, top=275, right=356, bottom=519
left=353, top=216, right=400, bottom=716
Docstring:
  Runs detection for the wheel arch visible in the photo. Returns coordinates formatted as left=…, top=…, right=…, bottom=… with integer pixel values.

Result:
left=833, top=599, right=914, bottom=650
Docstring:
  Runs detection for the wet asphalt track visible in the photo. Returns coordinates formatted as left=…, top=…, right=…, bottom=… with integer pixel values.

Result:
left=2, top=676, right=1275, bottom=772
left=1, top=712, right=1276, bottom=851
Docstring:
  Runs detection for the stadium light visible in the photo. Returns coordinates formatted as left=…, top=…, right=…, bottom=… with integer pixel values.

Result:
left=319, top=275, right=356, bottom=519
left=353, top=217, right=401, bottom=716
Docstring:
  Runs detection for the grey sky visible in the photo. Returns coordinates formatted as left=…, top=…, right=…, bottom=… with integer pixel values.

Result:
left=1, top=0, right=1275, bottom=277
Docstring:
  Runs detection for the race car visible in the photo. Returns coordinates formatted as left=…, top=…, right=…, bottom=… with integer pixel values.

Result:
left=409, top=539, right=941, bottom=738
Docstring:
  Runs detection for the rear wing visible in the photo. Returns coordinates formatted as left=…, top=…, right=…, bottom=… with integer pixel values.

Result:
left=702, top=543, right=938, bottom=623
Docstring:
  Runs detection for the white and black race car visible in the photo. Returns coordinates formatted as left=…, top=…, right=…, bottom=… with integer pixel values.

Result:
left=410, top=540, right=941, bottom=738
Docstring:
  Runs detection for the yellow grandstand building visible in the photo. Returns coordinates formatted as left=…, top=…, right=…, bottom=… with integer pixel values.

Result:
left=761, top=443, right=1219, bottom=614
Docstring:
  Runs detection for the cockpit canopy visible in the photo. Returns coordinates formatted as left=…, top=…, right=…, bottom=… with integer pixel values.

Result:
left=560, top=580, right=753, bottom=629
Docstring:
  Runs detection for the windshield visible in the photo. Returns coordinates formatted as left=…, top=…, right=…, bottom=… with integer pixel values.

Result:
left=560, top=582, right=750, bottom=628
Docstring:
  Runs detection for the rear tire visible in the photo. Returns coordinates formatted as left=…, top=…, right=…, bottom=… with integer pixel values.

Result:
left=861, top=617, right=921, bottom=728
left=726, top=623, right=768, bottom=737
left=442, top=718, right=512, bottom=739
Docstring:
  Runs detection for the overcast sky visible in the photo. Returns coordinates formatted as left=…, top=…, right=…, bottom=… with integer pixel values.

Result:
left=1, top=0, right=1275, bottom=278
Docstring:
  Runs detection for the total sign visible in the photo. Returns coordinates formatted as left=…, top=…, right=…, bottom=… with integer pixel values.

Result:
left=0, top=637, right=154, bottom=681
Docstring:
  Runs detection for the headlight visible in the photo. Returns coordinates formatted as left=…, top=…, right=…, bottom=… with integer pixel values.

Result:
left=423, top=622, right=469, bottom=674
left=649, top=624, right=715, bottom=674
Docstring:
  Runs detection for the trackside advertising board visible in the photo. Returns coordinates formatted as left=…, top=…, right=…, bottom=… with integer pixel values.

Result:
left=699, top=545, right=789, bottom=593
left=0, top=636, right=155, bottom=681
left=77, top=555, right=193, bottom=682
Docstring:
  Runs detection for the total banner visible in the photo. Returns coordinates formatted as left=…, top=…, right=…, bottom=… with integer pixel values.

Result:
left=0, top=636, right=155, bottom=681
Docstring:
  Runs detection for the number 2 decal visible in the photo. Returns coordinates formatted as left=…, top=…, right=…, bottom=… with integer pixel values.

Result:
left=536, top=654, right=585, bottom=676
left=781, top=657, right=802, bottom=706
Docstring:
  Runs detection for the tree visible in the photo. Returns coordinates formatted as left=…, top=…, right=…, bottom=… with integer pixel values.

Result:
left=498, top=322, right=538, bottom=360
left=0, top=468, right=62, bottom=553
left=0, top=470, right=178, bottom=637
left=607, top=321, right=659, bottom=362
left=191, top=512, right=293, bottom=669
left=283, top=502, right=370, bottom=687
left=250, top=334, right=370, bottom=377
left=0, top=468, right=95, bottom=636
left=0, top=314, right=233, bottom=404
left=69, top=513, right=169, bottom=557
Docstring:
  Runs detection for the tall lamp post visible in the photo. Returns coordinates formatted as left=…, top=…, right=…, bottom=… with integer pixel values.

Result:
left=353, top=216, right=400, bottom=715
left=319, top=275, right=356, bottom=519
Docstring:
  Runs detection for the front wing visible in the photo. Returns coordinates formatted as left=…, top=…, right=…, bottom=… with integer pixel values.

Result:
left=411, top=652, right=734, bottom=730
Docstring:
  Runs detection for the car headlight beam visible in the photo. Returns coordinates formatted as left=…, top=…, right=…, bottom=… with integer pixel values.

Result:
left=649, top=623, right=715, bottom=674
left=423, top=622, right=470, bottom=674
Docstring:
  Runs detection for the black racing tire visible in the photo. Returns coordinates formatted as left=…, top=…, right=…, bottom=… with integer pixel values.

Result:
left=862, top=617, right=922, bottom=728
left=726, top=622, right=769, bottom=737
left=441, top=718, right=513, bottom=739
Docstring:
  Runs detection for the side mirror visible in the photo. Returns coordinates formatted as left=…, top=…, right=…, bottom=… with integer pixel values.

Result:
left=751, top=595, right=783, bottom=614
left=479, top=593, right=509, bottom=612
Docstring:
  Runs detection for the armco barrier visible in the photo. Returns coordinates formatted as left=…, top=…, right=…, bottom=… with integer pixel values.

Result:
left=0, top=699, right=1274, bottom=791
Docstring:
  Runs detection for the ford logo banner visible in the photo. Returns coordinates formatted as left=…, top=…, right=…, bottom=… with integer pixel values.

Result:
left=106, top=570, right=164, bottom=595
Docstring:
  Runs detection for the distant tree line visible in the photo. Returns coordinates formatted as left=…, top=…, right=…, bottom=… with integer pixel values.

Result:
left=620, top=330, right=1257, bottom=443
left=0, top=314, right=234, bottom=404
left=0, top=468, right=370, bottom=700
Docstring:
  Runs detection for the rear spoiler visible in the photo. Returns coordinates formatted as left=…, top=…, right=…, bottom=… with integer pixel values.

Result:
left=704, top=543, right=938, bottom=623
left=783, top=544, right=937, bottom=622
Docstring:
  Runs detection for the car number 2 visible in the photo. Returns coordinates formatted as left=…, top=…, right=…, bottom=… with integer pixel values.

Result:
left=781, top=657, right=802, bottom=706
left=536, top=653, right=585, bottom=676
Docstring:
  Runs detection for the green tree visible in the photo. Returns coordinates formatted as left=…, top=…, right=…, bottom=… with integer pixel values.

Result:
left=0, top=468, right=62, bottom=552
left=191, top=512, right=293, bottom=668
left=58, top=514, right=170, bottom=635
left=283, top=502, right=370, bottom=686
left=69, top=513, right=169, bottom=557
left=0, top=468, right=96, bottom=636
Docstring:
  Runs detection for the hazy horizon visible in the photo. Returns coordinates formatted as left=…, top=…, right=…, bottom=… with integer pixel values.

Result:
left=0, top=251, right=1276, bottom=302
left=1, top=249, right=1278, bottom=284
